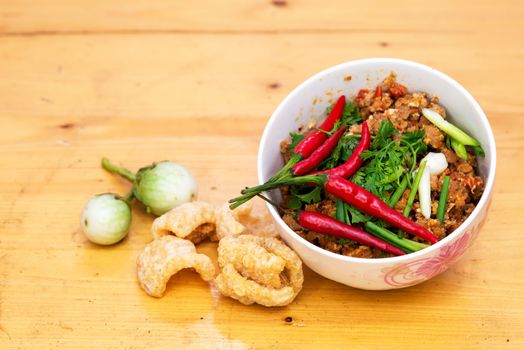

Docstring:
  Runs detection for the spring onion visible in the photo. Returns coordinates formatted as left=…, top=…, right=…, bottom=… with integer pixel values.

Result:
left=387, top=176, right=408, bottom=208
left=364, top=222, right=429, bottom=253
left=421, top=108, right=481, bottom=147
left=450, top=137, right=468, bottom=160
left=81, top=193, right=131, bottom=245
left=403, top=160, right=427, bottom=217
left=437, top=176, right=451, bottom=223
left=335, top=198, right=345, bottom=222
left=417, top=164, right=432, bottom=219
left=420, top=152, right=448, bottom=175
left=412, top=153, right=449, bottom=219
left=473, top=145, right=485, bottom=157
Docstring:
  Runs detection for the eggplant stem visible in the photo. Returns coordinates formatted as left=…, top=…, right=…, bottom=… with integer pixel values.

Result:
left=101, top=158, right=136, bottom=182
left=123, top=189, right=135, bottom=205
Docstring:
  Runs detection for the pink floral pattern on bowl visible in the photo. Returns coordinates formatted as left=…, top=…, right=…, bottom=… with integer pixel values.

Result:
left=383, top=233, right=470, bottom=288
left=380, top=203, right=490, bottom=289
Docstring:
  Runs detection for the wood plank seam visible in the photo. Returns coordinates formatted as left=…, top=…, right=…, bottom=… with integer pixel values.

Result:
left=0, top=28, right=468, bottom=37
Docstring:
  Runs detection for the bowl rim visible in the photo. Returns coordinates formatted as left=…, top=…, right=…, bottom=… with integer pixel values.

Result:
left=257, top=58, right=497, bottom=265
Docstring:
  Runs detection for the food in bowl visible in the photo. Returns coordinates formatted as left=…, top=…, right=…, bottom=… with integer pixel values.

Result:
left=252, top=59, right=495, bottom=290
left=230, top=73, right=485, bottom=259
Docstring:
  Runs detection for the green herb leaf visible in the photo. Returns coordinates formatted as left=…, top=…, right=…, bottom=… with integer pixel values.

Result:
left=286, top=196, right=303, bottom=210
left=318, top=134, right=360, bottom=171
left=294, top=186, right=322, bottom=204
left=328, top=102, right=362, bottom=132
left=351, top=120, right=426, bottom=201
left=347, top=206, right=371, bottom=224
left=341, top=103, right=362, bottom=126
left=372, top=120, right=398, bottom=149
left=289, top=186, right=322, bottom=208
left=378, top=165, right=405, bottom=185
left=340, top=135, right=361, bottom=161
left=337, top=238, right=351, bottom=245
left=289, top=132, right=305, bottom=150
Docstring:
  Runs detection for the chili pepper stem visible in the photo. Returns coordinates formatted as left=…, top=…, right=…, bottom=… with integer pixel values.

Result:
left=228, top=191, right=252, bottom=204
left=274, top=154, right=302, bottom=179
left=229, top=194, right=255, bottom=210
left=254, top=193, right=294, bottom=216
left=101, top=158, right=136, bottom=182
left=244, top=174, right=326, bottom=194
left=255, top=193, right=279, bottom=209
left=241, top=154, right=302, bottom=195
left=240, top=175, right=290, bottom=195
left=229, top=174, right=327, bottom=209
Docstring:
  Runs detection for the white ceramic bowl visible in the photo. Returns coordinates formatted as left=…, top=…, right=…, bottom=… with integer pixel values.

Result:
left=258, top=58, right=496, bottom=290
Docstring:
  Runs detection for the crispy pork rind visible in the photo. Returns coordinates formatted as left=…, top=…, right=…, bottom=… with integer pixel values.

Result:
left=234, top=203, right=280, bottom=239
left=211, top=203, right=249, bottom=241
left=218, top=235, right=286, bottom=288
left=137, top=236, right=215, bottom=297
left=151, top=201, right=216, bottom=241
left=215, top=235, right=303, bottom=307
left=215, top=265, right=295, bottom=307
left=151, top=201, right=273, bottom=244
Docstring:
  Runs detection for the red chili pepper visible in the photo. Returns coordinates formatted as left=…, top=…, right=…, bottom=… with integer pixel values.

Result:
left=233, top=174, right=437, bottom=245
left=374, top=86, right=383, bottom=98
left=324, top=175, right=438, bottom=244
left=237, top=95, right=346, bottom=197
left=389, top=83, right=408, bottom=98
left=291, top=126, right=346, bottom=176
left=294, top=95, right=345, bottom=158
left=313, top=121, right=370, bottom=178
left=355, top=89, right=369, bottom=103
left=296, top=210, right=405, bottom=256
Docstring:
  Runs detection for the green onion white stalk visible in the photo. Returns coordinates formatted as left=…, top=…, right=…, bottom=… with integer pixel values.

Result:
left=420, top=152, right=448, bottom=175
left=416, top=153, right=449, bottom=219
left=417, top=166, right=432, bottom=219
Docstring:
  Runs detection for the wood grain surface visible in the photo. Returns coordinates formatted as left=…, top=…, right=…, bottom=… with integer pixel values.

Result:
left=1, top=1, right=523, bottom=349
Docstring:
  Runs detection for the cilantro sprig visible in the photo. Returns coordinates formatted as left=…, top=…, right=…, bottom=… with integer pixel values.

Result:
left=289, top=132, right=305, bottom=150
left=287, top=186, right=322, bottom=209
left=353, top=120, right=426, bottom=200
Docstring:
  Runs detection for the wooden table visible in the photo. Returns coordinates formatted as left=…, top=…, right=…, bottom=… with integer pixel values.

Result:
left=1, top=1, right=522, bottom=348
